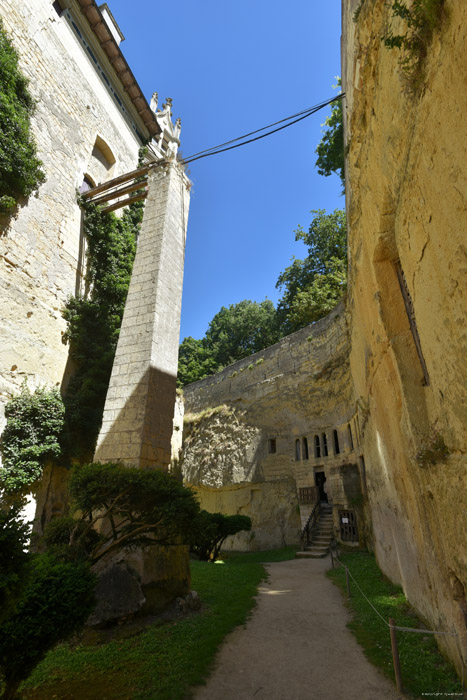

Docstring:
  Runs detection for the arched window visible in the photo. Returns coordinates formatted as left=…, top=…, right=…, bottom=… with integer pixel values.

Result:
left=302, top=437, right=309, bottom=460
left=322, top=432, right=328, bottom=457
left=79, top=174, right=95, bottom=194
left=348, top=423, right=354, bottom=450
left=314, top=435, right=321, bottom=458
left=92, top=135, right=116, bottom=170
left=333, top=429, right=340, bottom=455
left=295, top=439, right=301, bottom=461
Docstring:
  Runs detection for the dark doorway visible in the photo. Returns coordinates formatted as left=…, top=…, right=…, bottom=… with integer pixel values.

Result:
left=315, top=471, right=328, bottom=503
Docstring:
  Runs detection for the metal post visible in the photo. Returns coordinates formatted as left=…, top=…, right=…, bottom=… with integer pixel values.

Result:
left=330, top=549, right=334, bottom=569
left=389, top=618, right=403, bottom=693
left=345, top=568, right=351, bottom=598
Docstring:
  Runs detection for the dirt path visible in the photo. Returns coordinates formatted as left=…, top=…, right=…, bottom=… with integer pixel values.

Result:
left=193, top=557, right=402, bottom=700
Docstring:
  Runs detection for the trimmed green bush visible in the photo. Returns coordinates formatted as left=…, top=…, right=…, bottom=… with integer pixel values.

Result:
left=190, top=510, right=252, bottom=561
left=0, top=555, right=95, bottom=700
left=50, top=462, right=200, bottom=563
left=0, top=503, right=31, bottom=623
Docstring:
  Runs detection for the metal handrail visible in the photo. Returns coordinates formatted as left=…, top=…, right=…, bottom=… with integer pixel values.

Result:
left=300, top=499, right=321, bottom=549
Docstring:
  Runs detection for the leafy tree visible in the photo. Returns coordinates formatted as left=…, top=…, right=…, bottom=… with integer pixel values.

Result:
left=48, top=462, right=200, bottom=564
left=276, top=209, right=347, bottom=334
left=177, top=336, right=219, bottom=387
left=190, top=510, right=252, bottom=561
left=315, top=79, right=345, bottom=192
left=178, top=300, right=280, bottom=386
left=0, top=385, right=65, bottom=494
left=0, top=503, right=30, bottom=623
left=0, top=19, right=45, bottom=214
left=0, top=555, right=95, bottom=700
left=61, top=199, right=141, bottom=461
left=205, top=299, right=280, bottom=367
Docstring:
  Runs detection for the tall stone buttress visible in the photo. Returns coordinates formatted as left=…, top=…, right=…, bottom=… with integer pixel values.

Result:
left=89, top=101, right=192, bottom=621
left=94, top=158, right=190, bottom=468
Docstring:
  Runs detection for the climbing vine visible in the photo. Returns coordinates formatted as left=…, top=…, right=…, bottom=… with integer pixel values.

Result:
left=61, top=193, right=144, bottom=461
left=0, top=385, right=65, bottom=494
left=0, top=19, right=45, bottom=215
left=382, top=0, right=445, bottom=92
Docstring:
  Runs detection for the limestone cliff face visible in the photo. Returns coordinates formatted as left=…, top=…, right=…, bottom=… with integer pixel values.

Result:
left=343, top=0, right=467, bottom=669
left=182, top=307, right=363, bottom=550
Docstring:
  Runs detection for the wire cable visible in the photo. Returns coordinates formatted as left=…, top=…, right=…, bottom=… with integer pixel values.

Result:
left=181, top=93, right=345, bottom=165
left=333, top=550, right=459, bottom=636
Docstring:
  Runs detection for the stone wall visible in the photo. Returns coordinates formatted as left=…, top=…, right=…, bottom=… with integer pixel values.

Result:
left=182, top=305, right=365, bottom=550
left=0, top=0, right=146, bottom=435
left=343, top=0, right=467, bottom=669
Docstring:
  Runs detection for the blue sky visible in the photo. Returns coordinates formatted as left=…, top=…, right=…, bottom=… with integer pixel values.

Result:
left=108, top=1, right=343, bottom=340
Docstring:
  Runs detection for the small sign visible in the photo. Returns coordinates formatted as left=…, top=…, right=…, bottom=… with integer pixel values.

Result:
left=341, top=517, right=349, bottom=523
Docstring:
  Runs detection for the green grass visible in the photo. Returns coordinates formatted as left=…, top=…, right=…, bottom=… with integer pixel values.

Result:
left=20, top=547, right=297, bottom=700
left=327, top=551, right=462, bottom=698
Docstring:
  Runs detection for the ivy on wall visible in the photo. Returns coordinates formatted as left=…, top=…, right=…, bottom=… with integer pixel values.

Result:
left=0, top=19, right=45, bottom=215
left=61, top=197, right=144, bottom=461
left=0, top=385, right=65, bottom=494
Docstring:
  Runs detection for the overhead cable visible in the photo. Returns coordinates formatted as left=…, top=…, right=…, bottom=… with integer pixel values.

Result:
left=181, top=93, right=345, bottom=165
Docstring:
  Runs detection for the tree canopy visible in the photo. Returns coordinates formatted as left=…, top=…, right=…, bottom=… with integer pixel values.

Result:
left=178, top=299, right=280, bottom=386
left=45, top=462, right=201, bottom=564
left=315, top=80, right=345, bottom=192
left=276, top=209, right=347, bottom=334
left=178, top=210, right=347, bottom=385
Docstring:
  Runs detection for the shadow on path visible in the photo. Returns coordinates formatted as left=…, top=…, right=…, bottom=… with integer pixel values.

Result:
left=193, top=557, right=402, bottom=700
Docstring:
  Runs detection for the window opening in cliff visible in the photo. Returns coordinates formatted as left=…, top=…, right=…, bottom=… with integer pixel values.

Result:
left=348, top=423, right=354, bottom=450
left=315, top=471, right=328, bottom=503
left=53, top=0, right=64, bottom=15
left=359, top=456, right=367, bottom=496
left=395, top=260, right=430, bottom=385
left=302, top=437, right=309, bottom=460
left=268, top=438, right=276, bottom=454
left=295, top=439, right=301, bottom=461
left=322, top=432, right=328, bottom=456
left=333, top=429, right=340, bottom=455
left=314, top=435, right=321, bottom=458
left=299, top=486, right=316, bottom=504
left=339, top=509, right=358, bottom=542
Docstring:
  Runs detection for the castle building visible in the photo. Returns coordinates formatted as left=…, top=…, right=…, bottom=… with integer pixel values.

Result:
left=0, top=0, right=160, bottom=433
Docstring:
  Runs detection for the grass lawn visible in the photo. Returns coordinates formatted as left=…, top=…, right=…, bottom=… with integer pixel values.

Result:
left=20, top=547, right=297, bottom=700
left=327, top=550, right=462, bottom=699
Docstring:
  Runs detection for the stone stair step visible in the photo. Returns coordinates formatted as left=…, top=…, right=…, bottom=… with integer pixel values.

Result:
left=296, top=549, right=329, bottom=559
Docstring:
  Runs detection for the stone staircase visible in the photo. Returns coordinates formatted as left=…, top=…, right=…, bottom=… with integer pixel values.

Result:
left=296, top=504, right=334, bottom=559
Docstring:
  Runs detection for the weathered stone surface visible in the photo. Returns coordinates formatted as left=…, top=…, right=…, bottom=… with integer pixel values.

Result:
left=94, top=162, right=190, bottom=469
left=190, top=480, right=301, bottom=552
left=88, top=543, right=191, bottom=623
left=342, top=0, right=467, bottom=671
left=182, top=307, right=362, bottom=550
left=0, top=0, right=145, bottom=437
left=87, top=561, right=146, bottom=627
left=123, top=544, right=191, bottom=614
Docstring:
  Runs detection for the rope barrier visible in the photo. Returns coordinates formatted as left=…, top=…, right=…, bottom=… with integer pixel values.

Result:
left=330, top=545, right=465, bottom=693
left=332, top=548, right=459, bottom=638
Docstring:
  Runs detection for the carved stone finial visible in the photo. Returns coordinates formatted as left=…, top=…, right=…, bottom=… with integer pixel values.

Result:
left=173, top=117, right=181, bottom=140
left=151, top=98, right=181, bottom=158
left=150, top=92, right=158, bottom=113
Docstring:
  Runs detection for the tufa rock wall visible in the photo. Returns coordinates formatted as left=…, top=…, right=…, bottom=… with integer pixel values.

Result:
left=182, top=306, right=365, bottom=550
left=343, top=0, right=467, bottom=669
